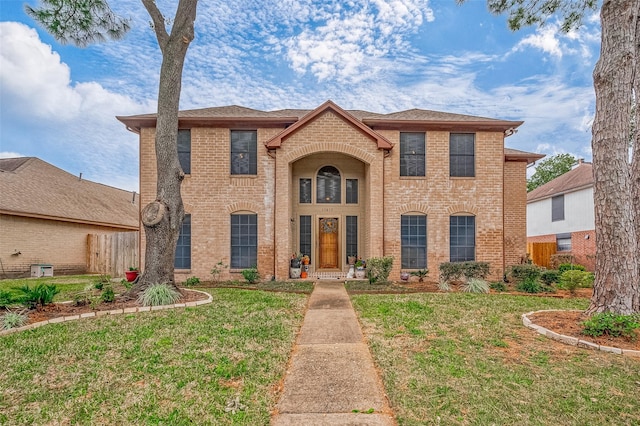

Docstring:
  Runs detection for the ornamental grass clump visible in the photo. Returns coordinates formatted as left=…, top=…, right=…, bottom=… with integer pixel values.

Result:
left=2, top=310, right=27, bottom=330
left=462, top=278, right=490, bottom=293
left=137, top=283, right=182, bottom=307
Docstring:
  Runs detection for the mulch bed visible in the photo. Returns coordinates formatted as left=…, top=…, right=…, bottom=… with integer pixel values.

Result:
left=26, top=288, right=208, bottom=325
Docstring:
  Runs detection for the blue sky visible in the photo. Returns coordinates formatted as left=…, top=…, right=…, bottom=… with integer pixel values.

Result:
left=0, top=0, right=600, bottom=191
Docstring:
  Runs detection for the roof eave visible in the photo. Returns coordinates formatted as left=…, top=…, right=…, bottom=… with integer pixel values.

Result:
left=527, top=183, right=594, bottom=203
left=0, top=209, right=139, bottom=230
left=363, top=119, right=524, bottom=132
left=505, top=152, right=545, bottom=164
left=116, top=116, right=300, bottom=133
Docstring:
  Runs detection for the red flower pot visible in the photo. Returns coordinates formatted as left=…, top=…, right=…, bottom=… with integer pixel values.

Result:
left=125, top=270, right=139, bottom=282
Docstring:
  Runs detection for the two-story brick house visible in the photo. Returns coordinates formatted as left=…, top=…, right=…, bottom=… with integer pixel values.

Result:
left=118, top=100, right=541, bottom=282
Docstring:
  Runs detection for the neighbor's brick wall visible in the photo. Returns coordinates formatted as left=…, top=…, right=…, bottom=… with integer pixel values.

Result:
left=526, top=230, right=595, bottom=271
left=503, top=160, right=528, bottom=268
left=0, top=214, right=128, bottom=278
left=380, top=130, right=507, bottom=281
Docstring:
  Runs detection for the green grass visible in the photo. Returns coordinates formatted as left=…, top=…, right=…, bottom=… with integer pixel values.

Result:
left=204, top=280, right=315, bottom=294
left=0, top=289, right=307, bottom=425
left=0, top=275, right=127, bottom=303
left=351, top=293, right=640, bottom=425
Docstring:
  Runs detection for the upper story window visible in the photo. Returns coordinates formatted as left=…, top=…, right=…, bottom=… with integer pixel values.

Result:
left=552, top=195, right=565, bottom=222
left=450, top=133, right=475, bottom=177
left=177, top=129, right=191, bottom=174
left=300, top=178, right=312, bottom=203
left=317, top=166, right=341, bottom=204
left=400, top=132, right=426, bottom=177
left=231, top=130, right=257, bottom=175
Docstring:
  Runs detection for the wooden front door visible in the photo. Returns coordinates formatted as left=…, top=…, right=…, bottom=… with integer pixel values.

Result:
left=318, top=217, right=339, bottom=269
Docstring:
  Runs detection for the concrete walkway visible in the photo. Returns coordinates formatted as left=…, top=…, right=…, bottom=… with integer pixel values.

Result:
left=272, top=281, right=395, bottom=425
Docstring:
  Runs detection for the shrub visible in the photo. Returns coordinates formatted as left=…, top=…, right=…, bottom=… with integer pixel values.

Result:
left=507, top=264, right=542, bottom=283
left=242, top=267, right=261, bottom=284
left=558, top=263, right=586, bottom=273
left=559, top=270, right=592, bottom=295
left=2, top=310, right=27, bottom=330
left=137, top=283, right=182, bottom=307
left=184, top=276, right=201, bottom=286
left=410, top=268, right=429, bottom=282
left=439, top=262, right=490, bottom=284
left=366, top=256, right=394, bottom=284
left=516, top=277, right=542, bottom=293
left=549, top=253, right=575, bottom=269
left=101, top=286, right=115, bottom=303
left=121, top=278, right=133, bottom=290
left=210, top=260, right=229, bottom=282
left=462, top=278, right=490, bottom=293
left=0, top=290, right=16, bottom=309
left=489, top=281, right=507, bottom=292
left=582, top=312, right=640, bottom=339
left=16, top=284, right=60, bottom=309
left=540, top=270, right=561, bottom=286
left=437, top=280, right=451, bottom=292
left=94, top=274, right=111, bottom=290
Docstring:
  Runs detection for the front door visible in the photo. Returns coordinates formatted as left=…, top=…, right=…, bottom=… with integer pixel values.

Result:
left=318, top=217, right=339, bottom=269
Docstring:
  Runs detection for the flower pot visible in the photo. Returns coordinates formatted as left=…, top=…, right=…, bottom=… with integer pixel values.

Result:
left=400, top=272, right=410, bottom=281
left=301, top=271, right=308, bottom=278
left=355, top=268, right=366, bottom=279
left=290, top=267, right=301, bottom=279
left=125, top=270, right=139, bottom=282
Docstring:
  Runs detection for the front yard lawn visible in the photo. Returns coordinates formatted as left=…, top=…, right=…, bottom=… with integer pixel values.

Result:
left=0, top=288, right=307, bottom=425
left=351, top=293, right=640, bottom=425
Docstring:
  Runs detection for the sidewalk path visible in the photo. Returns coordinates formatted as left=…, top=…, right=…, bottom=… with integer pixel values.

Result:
left=272, top=281, right=395, bottom=425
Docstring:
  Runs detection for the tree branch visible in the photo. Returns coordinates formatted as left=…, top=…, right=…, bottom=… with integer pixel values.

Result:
left=141, top=0, right=169, bottom=51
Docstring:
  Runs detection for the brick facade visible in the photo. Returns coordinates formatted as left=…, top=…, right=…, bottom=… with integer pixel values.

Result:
left=133, top=102, right=532, bottom=283
left=527, top=230, right=596, bottom=271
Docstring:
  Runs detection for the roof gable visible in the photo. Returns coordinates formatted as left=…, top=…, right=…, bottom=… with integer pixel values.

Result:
left=527, top=162, right=593, bottom=202
left=264, top=100, right=393, bottom=150
left=0, top=157, right=139, bottom=228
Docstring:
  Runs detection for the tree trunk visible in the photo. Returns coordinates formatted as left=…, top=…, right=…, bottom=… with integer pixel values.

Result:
left=126, top=0, right=198, bottom=297
left=587, top=0, right=640, bottom=314
left=632, top=2, right=640, bottom=260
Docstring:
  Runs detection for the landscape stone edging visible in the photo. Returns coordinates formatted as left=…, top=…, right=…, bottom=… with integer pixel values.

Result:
left=0, top=289, right=213, bottom=336
left=522, top=310, right=640, bottom=358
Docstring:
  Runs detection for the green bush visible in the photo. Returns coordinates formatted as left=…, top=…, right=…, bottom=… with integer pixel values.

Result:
left=582, top=312, right=640, bottom=339
left=437, top=280, right=451, bottom=292
left=0, top=290, right=16, bottom=308
left=508, top=264, right=542, bottom=283
left=2, top=310, right=27, bottom=330
left=516, top=277, right=542, bottom=293
left=184, top=276, right=201, bottom=286
left=489, top=281, right=507, bottom=292
left=137, top=283, right=182, bottom=307
left=16, top=284, right=60, bottom=309
left=409, top=268, right=429, bottom=282
left=462, top=278, right=490, bottom=293
left=242, top=267, right=261, bottom=284
left=540, top=270, right=561, bottom=286
left=558, top=263, right=586, bottom=273
left=101, top=286, right=115, bottom=303
left=366, top=256, right=394, bottom=284
left=439, top=262, right=490, bottom=283
left=559, top=270, right=592, bottom=294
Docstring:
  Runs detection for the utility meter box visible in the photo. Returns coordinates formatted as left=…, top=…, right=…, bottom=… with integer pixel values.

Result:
left=31, top=264, right=54, bottom=277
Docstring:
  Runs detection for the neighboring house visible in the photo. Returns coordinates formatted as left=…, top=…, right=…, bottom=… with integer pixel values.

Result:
left=527, top=160, right=595, bottom=270
left=118, top=100, right=542, bottom=282
left=0, top=157, right=139, bottom=278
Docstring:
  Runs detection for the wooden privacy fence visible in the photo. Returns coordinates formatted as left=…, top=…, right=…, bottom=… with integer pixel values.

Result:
left=527, top=242, right=556, bottom=269
left=87, top=232, right=139, bottom=277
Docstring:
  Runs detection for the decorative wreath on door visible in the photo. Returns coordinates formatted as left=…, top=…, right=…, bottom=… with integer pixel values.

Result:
left=321, top=218, right=338, bottom=234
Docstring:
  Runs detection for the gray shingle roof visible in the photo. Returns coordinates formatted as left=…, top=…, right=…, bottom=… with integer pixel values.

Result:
left=0, top=157, right=139, bottom=228
left=527, top=162, right=593, bottom=202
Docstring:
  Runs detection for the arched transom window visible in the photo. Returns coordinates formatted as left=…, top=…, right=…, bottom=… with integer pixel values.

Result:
left=316, top=166, right=341, bottom=204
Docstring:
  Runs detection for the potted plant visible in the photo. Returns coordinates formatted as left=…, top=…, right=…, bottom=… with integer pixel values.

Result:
left=125, top=267, right=139, bottom=282
left=355, top=258, right=366, bottom=279
left=290, top=254, right=302, bottom=279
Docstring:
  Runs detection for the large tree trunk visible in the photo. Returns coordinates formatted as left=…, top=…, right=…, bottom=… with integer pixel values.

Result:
left=127, top=0, right=198, bottom=296
left=632, top=3, right=640, bottom=259
left=587, top=0, right=640, bottom=314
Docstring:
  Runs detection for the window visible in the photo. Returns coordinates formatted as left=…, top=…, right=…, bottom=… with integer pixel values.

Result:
left=174, top=214, right=191, bottom=269
left=552, top=195, right=564, bottom=222
left=401, top=215, right=427, bottom=269
left=400, top=132, right=426, bottom=176
left=231, top=214, right=257, bottom=268
left=177, top=129, right=191, bottom=174
left=450, top=133, right=475, bottom=177
left=317, top=166, right=341, bottom=203
left=346, top=216, right=358, bottom=261
left=450, top=215, right=475, bottom=262
left=346, top=179, right=358, bottom=204
left=299, top=178, right=311, bottom=203
left=231, top=130, right=257, bottom=175
left=299, top=215, right=312, bottom=261
left=556, top=233, right=572, bottom=252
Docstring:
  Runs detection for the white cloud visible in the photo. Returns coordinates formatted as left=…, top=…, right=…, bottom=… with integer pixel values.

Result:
left=0, top=151, right=25, bottom=159
left=515, top=24, right=564, bottom=58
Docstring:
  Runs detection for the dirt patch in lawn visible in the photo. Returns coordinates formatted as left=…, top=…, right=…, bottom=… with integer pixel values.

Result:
left=25, top=288, right=209, bottom=325
left=528, top=310, right=640, bottom=351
